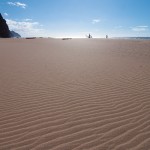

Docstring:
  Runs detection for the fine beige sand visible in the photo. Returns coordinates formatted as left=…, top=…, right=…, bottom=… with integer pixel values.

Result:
left=0, top=38, right=150, bottom=150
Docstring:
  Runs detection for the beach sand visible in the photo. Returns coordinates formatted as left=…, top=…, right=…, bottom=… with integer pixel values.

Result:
left=0, top=38, right=150, bottom=150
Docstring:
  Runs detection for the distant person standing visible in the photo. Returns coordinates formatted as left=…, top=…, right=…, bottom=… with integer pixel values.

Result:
left=106, top=35, right=108, bottom=39
left=89, top=34, right=91, bottom=39
left=88, top=34, right=92, bottom=38
left=86, top=33, right=92, bottom=38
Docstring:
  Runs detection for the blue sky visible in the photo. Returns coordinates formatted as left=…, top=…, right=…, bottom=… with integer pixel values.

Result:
left=0, top=0, right=150, bottom=37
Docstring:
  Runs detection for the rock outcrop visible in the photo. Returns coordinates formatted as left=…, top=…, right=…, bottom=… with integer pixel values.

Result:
left=0, top=13, right=11, bottom=38
left=10, top=31, right=21, bottom=38
left=0, top=13, right=21, bottom=38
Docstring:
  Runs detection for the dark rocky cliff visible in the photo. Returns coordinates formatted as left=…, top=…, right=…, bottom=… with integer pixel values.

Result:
left=0, top=13, right=21, bottom=38
left=0, top=13, right=11, bottom=38
left=10, top=31, right=21, bottom=38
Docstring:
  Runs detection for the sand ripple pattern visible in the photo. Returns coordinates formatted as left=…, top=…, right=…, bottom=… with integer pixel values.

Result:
left=0, top=39, right=150, bottom=150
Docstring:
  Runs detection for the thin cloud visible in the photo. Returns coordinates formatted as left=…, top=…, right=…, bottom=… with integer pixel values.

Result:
left=92, top=19, right=100, bottom=24
left=131, top=26, right=148, bottom=32
left=23, top=19, right=32, bottom=21
left=4, top=13, right=8, bottom=16
left=114, top=26, right=123, bottom=29
left=7, top=2, right=27, bottom=9
left=6, top=19, right=45, bottom=37
left=136, top=26, right=148, bottom=28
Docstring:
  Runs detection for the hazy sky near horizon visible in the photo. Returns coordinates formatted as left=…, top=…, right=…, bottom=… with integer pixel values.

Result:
left=0, top=0, right=150, bottom=37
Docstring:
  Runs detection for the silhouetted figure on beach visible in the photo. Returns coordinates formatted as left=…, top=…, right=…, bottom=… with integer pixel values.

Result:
left=106, top=35, right=108, bottom=39
left=85, top=33, right=92, bottom=38
left=88, top=33, right=92, bottom=38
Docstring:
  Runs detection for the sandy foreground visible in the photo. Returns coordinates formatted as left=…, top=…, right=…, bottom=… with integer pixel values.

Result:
left=0, top=38, right=150, bottom=150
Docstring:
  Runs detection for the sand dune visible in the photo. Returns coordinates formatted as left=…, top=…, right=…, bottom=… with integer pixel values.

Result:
left=0, top=38, right=150, bottom=150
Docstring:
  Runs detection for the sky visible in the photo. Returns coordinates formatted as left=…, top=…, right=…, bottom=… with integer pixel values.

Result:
left=0, top=0, right=150, bottom=38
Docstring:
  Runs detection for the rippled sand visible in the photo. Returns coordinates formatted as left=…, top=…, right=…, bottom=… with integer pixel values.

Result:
left=0, top=38, right=150, bottom=150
